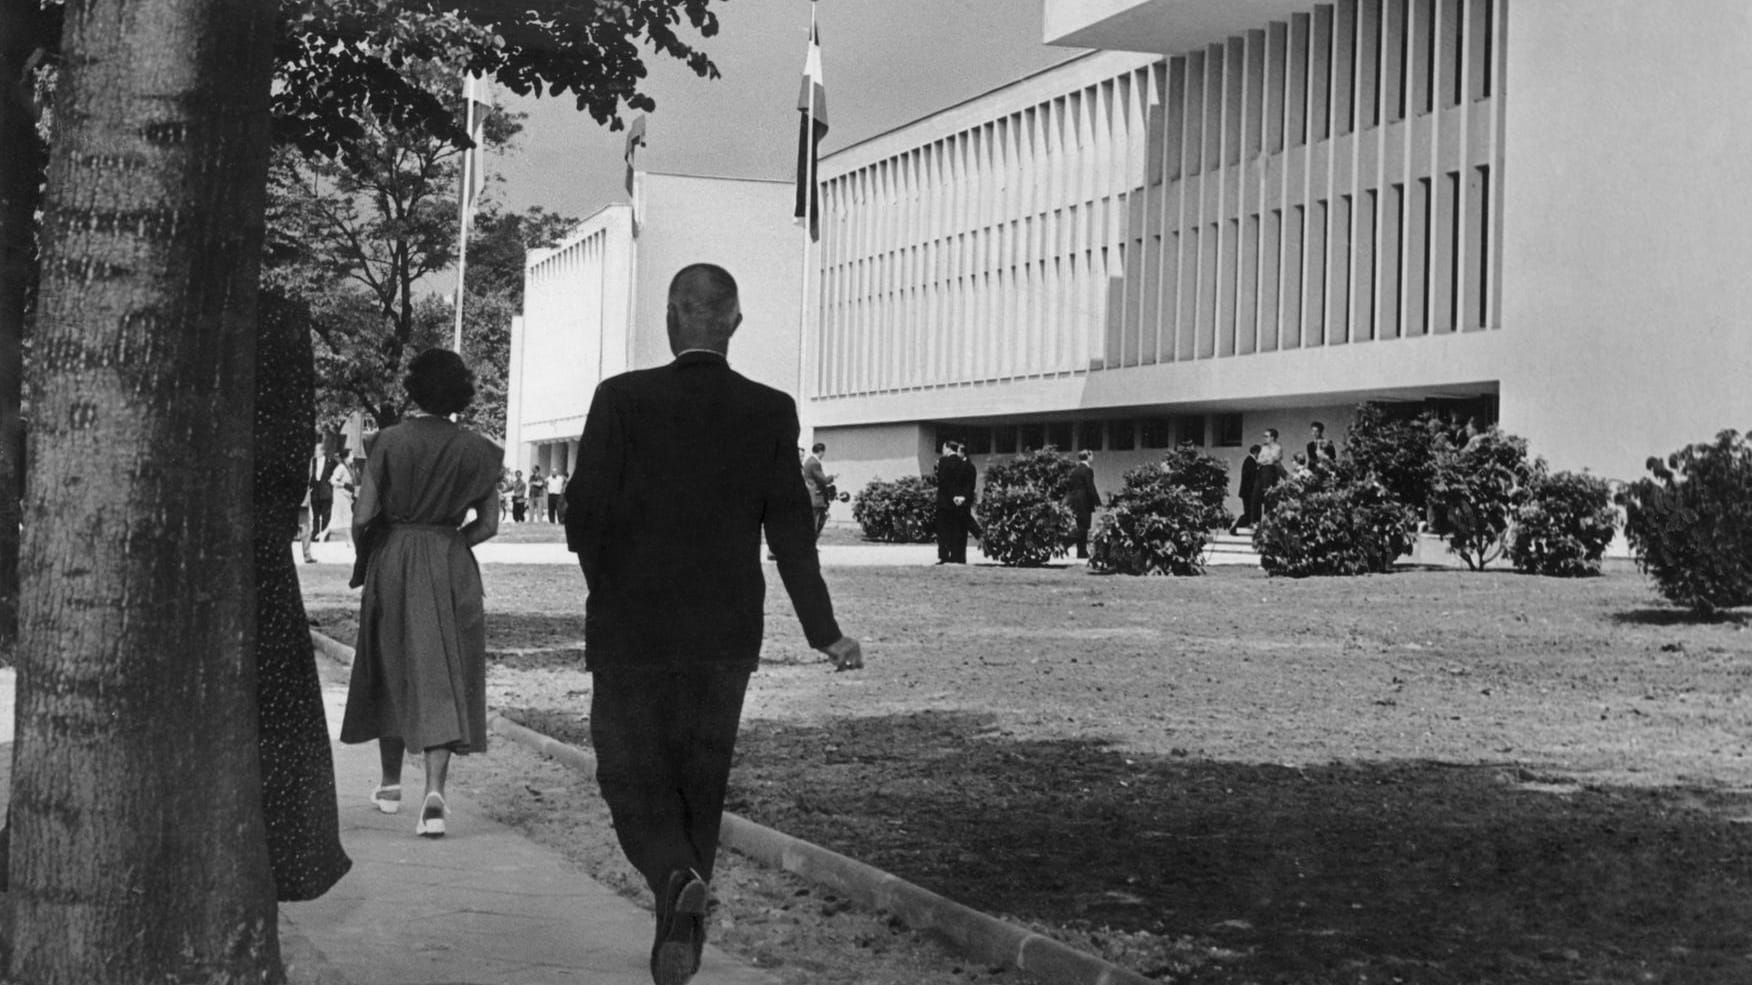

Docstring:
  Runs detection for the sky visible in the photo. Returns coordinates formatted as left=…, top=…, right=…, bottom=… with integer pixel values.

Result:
left=487, top=0, right=1084, bottom=224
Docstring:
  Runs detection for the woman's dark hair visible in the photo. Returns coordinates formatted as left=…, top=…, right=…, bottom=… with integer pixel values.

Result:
left=404, top=348, right=475, bottom=416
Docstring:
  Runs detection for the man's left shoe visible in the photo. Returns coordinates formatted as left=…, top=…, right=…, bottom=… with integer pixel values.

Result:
left=651, top=869, right=708, bottom=985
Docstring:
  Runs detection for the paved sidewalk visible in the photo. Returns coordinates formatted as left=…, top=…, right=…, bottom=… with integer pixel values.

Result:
left=282, top=684, right=779, bottom=985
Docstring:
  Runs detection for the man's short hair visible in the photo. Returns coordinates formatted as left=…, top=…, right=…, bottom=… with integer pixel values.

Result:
left=668, top=263, right=740, bottom=330
left=1248, top=444, right=1262, bottom=455
left=1311, top=420, right=1326, bottom=431
left=811, top=442, right=826, bottom=454
left=1077, top=449, right=1092, bottom=461
left=1264, top=428, right=1279, bottom=440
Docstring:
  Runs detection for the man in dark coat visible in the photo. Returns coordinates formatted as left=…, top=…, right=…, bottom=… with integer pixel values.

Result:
left=565, top=264, right=863, bottom=985
left=1231, top=443, right=1261, bottom=534
left=1065, top=449, right=1101, bottom=558
left=1306, top=420, right=1338, bottom=465
left=934, top=440, right=976, bottom=564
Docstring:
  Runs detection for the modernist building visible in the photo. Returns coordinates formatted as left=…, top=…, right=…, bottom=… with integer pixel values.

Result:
left=806, top=0, right=1752, bottom=510
left=506, top=172, right=806, bottom=476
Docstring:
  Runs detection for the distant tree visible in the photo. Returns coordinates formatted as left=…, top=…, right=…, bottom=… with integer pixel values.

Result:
left=466, top=206, right=577, bottom=306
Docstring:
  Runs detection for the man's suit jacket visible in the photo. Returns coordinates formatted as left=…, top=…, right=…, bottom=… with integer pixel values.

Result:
left=564, top=351, right=841, bottom=669
left=1064, top=463, right=1100, bottom=518
left=935, top=456, right=976, bottom=507
left=1237, top=455, right=1259, bottom=500
left=802, top=454, right=830, bottom=508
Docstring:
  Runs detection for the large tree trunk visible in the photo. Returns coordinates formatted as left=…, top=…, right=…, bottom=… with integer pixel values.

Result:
left=8, top=1, right=282, bottom=982
left=0, top=0, right=48, bottom=658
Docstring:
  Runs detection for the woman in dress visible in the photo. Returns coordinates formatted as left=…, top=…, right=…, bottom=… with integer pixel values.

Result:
left=339, top=349, right=503, bottom=837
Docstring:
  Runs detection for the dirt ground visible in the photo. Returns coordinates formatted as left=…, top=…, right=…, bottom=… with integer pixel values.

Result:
left=304, top=556, right=1752, bottom=984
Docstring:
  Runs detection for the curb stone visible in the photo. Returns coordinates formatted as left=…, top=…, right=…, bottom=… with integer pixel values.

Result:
left=312, top=629, right=1160, bottom=985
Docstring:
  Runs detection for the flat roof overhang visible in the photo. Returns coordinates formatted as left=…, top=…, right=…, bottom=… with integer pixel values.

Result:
left=1044, top=0, right=1315, bottom=53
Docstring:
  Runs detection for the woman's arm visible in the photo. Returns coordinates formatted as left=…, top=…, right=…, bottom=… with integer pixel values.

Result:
left=461, top=486, right=500, bottom=547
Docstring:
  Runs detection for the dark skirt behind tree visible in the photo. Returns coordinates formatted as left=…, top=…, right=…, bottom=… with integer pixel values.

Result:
left=254, top=291, right=350, bottom=901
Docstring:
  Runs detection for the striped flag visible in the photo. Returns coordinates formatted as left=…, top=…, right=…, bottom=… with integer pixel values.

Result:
left=459, top=74, right=491, bottom=220
left=794, top=18, right=828, bottom=241
left=623, top=114, right=648, bottom=195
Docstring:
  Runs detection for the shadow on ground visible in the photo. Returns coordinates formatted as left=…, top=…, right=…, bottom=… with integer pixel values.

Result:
left=517, top=707, right=1752, bottom=984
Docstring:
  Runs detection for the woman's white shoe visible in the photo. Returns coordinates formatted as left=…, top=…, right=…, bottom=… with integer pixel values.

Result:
left=415, top=792, right=447, bottom=837
left=370, top=784, right=402, bottom=815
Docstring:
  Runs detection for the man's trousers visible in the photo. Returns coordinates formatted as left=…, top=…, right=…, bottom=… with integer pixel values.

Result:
left=589, top=663, right=752, bottom=896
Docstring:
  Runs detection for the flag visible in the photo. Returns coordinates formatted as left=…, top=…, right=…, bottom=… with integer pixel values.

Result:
left=794, top=19, right=828, bottom=241
left=623, top=114, right=648, bottom=196
left=459, top=74, right=490, bottom=220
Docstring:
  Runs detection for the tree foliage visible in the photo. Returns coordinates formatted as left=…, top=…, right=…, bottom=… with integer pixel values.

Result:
left=1254, top=464, right=1418, bottom=577
left=976, top=485, right=1075, bottom=567
left=1089, top=465, right=1213, bottom=576
left=1428, top=428, right=1536, bottom=570
left=1509, top=468, right=1618, bottom=578
left=851, top=475, right=938, bottom=543
left=1155, top=445, right=1233, bottom=530
left=1341, top=402, right=1448, bottom=512
left=1621, top=430, right=1752, bottom=614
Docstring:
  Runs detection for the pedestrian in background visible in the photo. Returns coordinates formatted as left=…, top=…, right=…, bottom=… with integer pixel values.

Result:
left=801, top=442, right=835, bottom=539
left=528, top=464, right=547, bottom=522
left=511, top=470, right=527, bottom=523
left=935, top=440, right=976, bottom=564
left=546, top=468, right=566, bottom=523
left=1064, top=450, right=1101, bottom=559
left=1230, top=443, right=1261, bottom=534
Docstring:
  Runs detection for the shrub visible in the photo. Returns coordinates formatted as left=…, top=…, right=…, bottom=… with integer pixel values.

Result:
left=1509, top=469, right=1618, bottom=577
left=975, top=484, right=1074, bottom=567
left=1089, top=465, right=1212, bottom=575
left=1620, top=430, right=1752, bottom=614
left=976, top=447, right=1077, bottom=566
left=1154, top=446, right=1233, bottom=530
left=1428, top=428, right=1536, bottom=570
left=1254, top=464, right=1417, bottom=577
left=851, top=474, right=937, bottom=543
left=982, top=446, right=1079, bottom=499
left=1342, top=402, right=1447, bottom=512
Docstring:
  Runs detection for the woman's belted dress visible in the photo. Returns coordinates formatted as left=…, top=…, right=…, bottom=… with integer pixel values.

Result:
left=340, top=416, right=503, bottom=754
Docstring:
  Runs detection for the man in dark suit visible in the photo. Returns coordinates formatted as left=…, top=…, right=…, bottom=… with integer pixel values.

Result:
left=1230, top=443, right=1261, bottom=534
left=1064, top=449, right=1101, bottom=558
left=565, top=264, right=863, bottom=985
left=934, top=440, right=976, bottom=564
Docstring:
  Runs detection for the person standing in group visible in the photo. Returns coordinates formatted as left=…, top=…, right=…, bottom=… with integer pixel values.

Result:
left=801, top=442, right=836, bottom=540
left=547, top=468, right=566, bottom=523
left=935, top=440, right=976, bottom=564
left=510, top=470, right=528, bottom=522
left=552, top=470, right=570, bottom=525
left=1230, top=444, right=1262, bottom=534
left=566, top=264, right=862, bottom=985
left=309, top=450, right=338, bottom=541
left=1064, top=449, right=1101, bottom=559
left=1306, top=421, right=1337, bottom=466
left=528, top=464, right=547, bottom=522
left=340, top=349, right=504, bottom=839
left=498, top=468, right=512, bottom=522
left=1251, top=428, right=1286, bottom=521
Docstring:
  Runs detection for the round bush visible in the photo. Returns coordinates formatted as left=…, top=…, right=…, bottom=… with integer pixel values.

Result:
left=974, top=448, right=1078, bottom=567
left=1089, top=466, right=1210, bottom=575
left=1254, top=465, right=1417, bottom=577
left=1509, top=469, right=1618, bottom=577
left=1427, top=428, right=1536, bottom=570
left=1342, top=402, right=1447, bottom=513
left=851, top=474, right=937, bottom=543
left=976, top=485, right=1074, bottom=567
left=1621, top=429, right=1752, bottom=614
left=1154, top=446, right=1233, bottom=531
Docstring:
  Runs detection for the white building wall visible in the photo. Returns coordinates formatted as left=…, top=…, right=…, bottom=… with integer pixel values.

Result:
left=1496, top=0, right=1752, bottom=479
left=632, top=174, right=806, bottom=399
left=515, top=205, right=635, bottom=472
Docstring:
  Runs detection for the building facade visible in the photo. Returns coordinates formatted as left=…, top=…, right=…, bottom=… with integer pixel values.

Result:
left=806, top=0, right=1752, bottom=512
left=507, top=172, right=807, bottom=477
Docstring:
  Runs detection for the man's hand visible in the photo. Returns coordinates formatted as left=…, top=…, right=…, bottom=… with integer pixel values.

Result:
left=952, top=495, right=966, bottom=506
left=821, top=636, right=863, bottom=672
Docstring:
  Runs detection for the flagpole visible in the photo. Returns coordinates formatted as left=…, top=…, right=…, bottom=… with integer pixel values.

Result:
left=795, top=1, right=818, bottom=424
left=452, top=82, right=475, bottom=355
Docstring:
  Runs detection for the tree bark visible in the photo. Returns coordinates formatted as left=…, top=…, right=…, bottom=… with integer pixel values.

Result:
left=0, top=0, right=48, bottom=658
left=9, top=0, right=282, bottom=982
